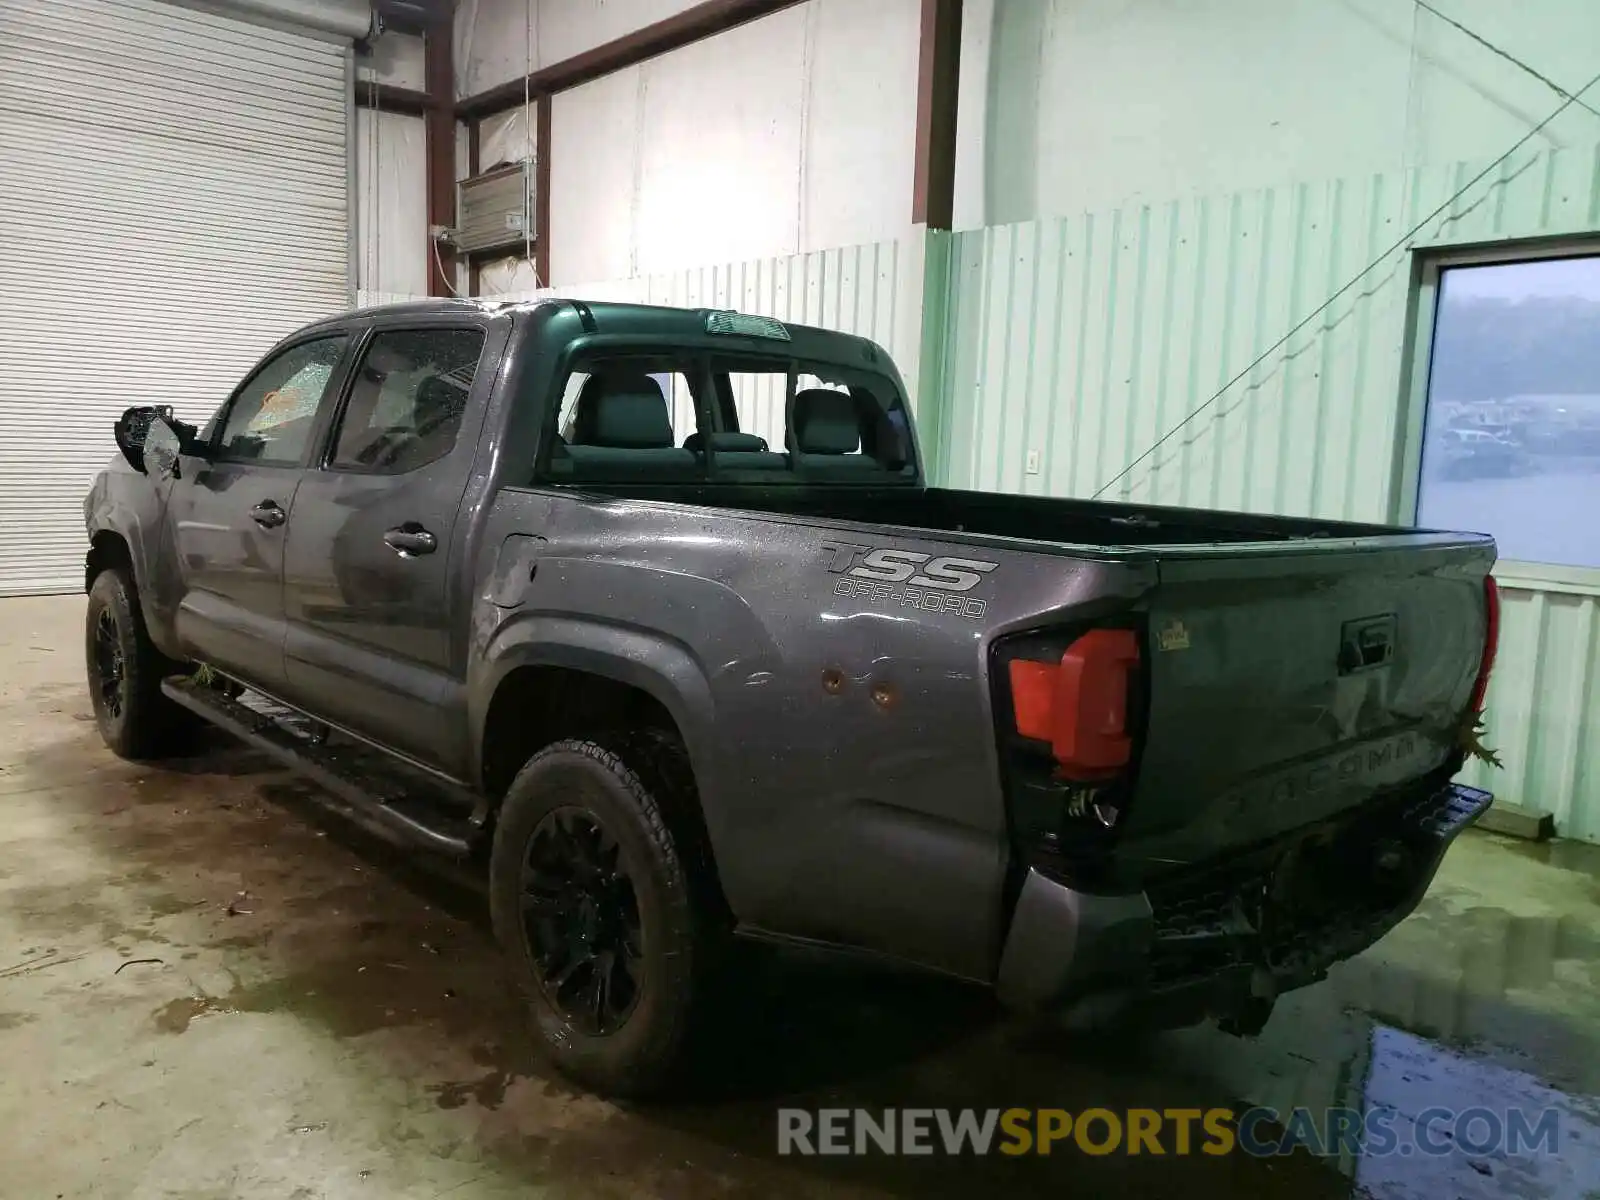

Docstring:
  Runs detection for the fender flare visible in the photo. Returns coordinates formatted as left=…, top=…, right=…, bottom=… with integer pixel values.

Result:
left=86, top=503, right=181, bottom=657
left=470, top=614, right=729, bottom=851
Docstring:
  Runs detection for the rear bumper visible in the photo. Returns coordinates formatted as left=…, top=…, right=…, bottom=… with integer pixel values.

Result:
left=995, top=781, right=1492, bottom=1023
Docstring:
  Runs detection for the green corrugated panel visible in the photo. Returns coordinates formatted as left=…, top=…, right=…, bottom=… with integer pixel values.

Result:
left=938, top=141, right=1600, bottom=840
left=1459, top=585, right=1600, bottom=842
left=940, top=181, right=1414, bottom=516
left=940, top=143, right=1600, bottom=512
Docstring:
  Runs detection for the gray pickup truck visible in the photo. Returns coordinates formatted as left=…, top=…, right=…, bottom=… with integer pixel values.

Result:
left=83, top=298, right=1498, bottom=1096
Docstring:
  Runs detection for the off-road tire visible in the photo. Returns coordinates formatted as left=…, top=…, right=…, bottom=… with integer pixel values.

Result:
left=489, top=734, right=725, bottom=1098
left=85, top=568, right=193, bottom=759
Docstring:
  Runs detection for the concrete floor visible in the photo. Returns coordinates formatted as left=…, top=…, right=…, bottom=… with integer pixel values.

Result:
left=1, top=595, right=1597, bottom=1200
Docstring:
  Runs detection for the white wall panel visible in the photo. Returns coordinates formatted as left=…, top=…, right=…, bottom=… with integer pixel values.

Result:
left=480, top=105, right=535, bottom=169
left=355, top=109, right=428, bottom=297
left=455, top=0, right=701, bottom=98
left=477, top=255, right=543, bottom=295
left=633, top=9, right=809, bottom=273
left=955, top=0, right=1600, bottom=229
left=550, top=68, right=643, bottom=283
left=357, top=29, right=424, bottom=89
left=800, top=0, right=919, bottom=253
left=541, top=0, right=917, bottom=284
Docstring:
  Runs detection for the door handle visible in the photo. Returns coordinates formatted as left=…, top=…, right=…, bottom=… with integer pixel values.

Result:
left=384, top=523, right=437, bottom=557
left=250, top=500, right=286, bottom=529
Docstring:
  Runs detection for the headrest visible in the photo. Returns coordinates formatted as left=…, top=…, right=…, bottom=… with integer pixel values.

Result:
left=683, top=431, right=769, bottom=454
left=794, top=388, right=860, bottom=455
left=573, top=372, right=673, bottom=448
left=415, top=375, right=461, bottom=419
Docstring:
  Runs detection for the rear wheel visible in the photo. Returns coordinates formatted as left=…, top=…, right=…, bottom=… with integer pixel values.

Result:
left=489, top=736, right=724, bottom=1097
left=85, top=568, right=192, bottom=759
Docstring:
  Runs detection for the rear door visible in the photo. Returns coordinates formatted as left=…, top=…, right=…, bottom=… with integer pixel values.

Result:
left=1126, top=534, right=1495, bottom=857
left=281, top=321, right=495, bottom=777
left=167, top=333, right=351, bottom=690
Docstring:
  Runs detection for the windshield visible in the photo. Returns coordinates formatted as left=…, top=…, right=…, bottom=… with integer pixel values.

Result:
left=539, top=349, right=917, bottom=486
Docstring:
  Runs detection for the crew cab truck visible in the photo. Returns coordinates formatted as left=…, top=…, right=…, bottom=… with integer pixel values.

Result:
left=83, top=298, right=1498, bottom=1096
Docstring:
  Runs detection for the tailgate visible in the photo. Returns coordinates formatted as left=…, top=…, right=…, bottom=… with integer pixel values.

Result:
left=1126, top=533, right=1495, bottom=853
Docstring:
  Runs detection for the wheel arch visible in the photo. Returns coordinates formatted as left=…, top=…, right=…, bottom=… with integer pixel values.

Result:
left=84, top=503, right=182, bottom=661
left=472, top=617, right=736, bottom=909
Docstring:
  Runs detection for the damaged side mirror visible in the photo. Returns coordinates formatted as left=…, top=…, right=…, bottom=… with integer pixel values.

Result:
left=115, top=405, right=203, bottom=478
left=113, top=405, right=168, bottom=475
left=143, top=417, right=184, bottom=481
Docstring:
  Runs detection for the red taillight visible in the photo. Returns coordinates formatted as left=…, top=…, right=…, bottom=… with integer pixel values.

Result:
left=1468, top=574, right=1499, bottom=713
left=1008, top=628, right=1140, bottom=778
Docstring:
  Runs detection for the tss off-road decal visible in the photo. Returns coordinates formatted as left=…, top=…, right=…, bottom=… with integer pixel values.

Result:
left=820, top=541, right=998, bottom=619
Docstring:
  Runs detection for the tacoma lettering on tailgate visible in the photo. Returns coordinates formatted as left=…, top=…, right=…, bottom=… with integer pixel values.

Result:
left=820, top=541, right=998, bottom=619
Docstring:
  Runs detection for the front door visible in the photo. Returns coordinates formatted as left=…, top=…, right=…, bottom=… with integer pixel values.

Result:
left=167, top=334, right=350, bottom=690
left=282, top=323, right=490, bottom=776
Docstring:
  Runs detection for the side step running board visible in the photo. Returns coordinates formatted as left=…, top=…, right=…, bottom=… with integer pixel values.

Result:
left=161, top=677, right=479, bottom=859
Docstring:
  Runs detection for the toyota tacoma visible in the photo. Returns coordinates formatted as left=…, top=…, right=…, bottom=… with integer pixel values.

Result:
left=82, top=298, right=1498, bottom=1096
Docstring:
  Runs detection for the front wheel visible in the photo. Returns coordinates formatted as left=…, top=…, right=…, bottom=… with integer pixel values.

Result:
left=489, top=737, right=723, bottom=1098
left=85, top=568, right=191, bottom=759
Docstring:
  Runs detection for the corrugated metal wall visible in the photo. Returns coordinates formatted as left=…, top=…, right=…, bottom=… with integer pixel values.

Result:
left=939, top=141, right=1600, bottom=839
left=637, top=240, right=905, bottom=362
left=940, top=143, right=1600, bottom=511
left=487, top=237, right=910, bottom=374
left=481, top=237, right=913, bottom=440
left=1458, top=585, right=1600, bottom=842
left=355, top=177, right=1600, bottom=839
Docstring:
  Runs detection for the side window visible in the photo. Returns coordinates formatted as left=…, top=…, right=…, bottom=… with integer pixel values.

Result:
left=216, top=336, right=347, bottom=465
left=545, top=356, right=703, bottom=483
left=329, top=328, right=485, bottom=474
left=791, top=373, right=856, bottom=452
left=787, top=369, right=915, bottom=482
left=721, top=365, right=789, bottom=450
left=558, top=371, right=694, bottom=444
left=1416, top=254, right=1600, bottom=568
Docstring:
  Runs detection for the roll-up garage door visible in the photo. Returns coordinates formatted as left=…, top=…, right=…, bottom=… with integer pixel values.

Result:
left=0, top=0, right=353, bottom=594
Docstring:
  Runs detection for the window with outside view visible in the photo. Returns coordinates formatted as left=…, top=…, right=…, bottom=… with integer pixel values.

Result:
left=1417, top=254, right=1600, bottom=570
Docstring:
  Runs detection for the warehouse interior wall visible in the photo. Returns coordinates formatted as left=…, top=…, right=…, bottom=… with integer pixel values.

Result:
left=361, top=22, right=424, bottom=88
left=954, top=0, right=1600, bottom=229
left=354, top=29, right=429, bottom=297
left=355, top=107, right=428, bottom=296
left=472, top=104, right=541, bottom=292
left=440, top=0, right=1600, bottom=838
left=456, top=0, right=919, bottom=285
left=455, top=0, right=701, bottom=96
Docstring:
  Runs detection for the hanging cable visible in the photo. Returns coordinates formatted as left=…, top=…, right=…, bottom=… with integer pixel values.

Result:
left=372, top=69, right=382, bottom=297
left=362, top=57, right=380, bottom=298
left=524, top=0, right=542, bottom=289
left=432, top=236, right=461, bottom=297
left=1091, top=65, right=1600, bottom=502
left=1411, top=0, right=1600, bottom=120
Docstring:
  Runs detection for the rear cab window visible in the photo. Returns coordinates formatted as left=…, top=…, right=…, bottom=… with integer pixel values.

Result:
left=539, top=347, right=915, bottom=486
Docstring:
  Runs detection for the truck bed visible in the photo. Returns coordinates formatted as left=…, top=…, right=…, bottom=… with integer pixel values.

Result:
left=565, top=481, right=1412, bottom=550
left=528, top=478, right=1495, bottom=894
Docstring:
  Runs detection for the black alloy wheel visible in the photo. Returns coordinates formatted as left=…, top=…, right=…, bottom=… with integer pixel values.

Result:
left=490, top=736, right=724, bottom=1097
left=85, top=568, right=195, bottom=759
left=92, top=607, right=127, bottom=720
left=522, top=807, right=645, bottom=1036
